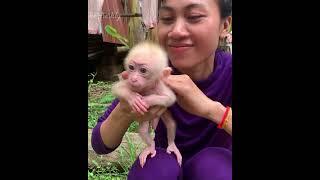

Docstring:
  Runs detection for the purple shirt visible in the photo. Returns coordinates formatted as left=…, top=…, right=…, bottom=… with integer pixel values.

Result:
left=91, top=49, right=232, bottom=161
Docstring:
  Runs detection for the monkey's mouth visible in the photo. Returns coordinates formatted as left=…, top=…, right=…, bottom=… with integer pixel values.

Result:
left=129, top=83, right=141, bottom=91
left=129, top=83, right=139, bottom=88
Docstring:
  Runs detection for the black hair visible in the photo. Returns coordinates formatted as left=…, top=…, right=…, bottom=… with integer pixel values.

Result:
left=159, top=0, right=232, bottom=19
left=218, top=0, right=232, bottom=18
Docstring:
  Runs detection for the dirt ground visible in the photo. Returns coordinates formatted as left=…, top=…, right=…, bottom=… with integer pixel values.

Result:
left=88, top=81, right=114, bottom=101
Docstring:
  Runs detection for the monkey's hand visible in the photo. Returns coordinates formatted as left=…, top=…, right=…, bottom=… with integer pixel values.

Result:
left=139, top=145, right=156, bottom=168
left=127, top=93, right=149, bottom=115
left=166, top=143, right=182, bottom=167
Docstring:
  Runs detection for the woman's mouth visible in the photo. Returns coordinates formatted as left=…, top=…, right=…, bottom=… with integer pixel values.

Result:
left=168, top=44, right=193, bottom=54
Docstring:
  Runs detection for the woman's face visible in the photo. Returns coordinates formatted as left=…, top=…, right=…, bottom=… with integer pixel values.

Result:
left=158, top=0, right=229, bottom=71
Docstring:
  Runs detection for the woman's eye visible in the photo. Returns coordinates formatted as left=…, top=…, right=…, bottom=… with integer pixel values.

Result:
left=140, top=68, right=147, bottom=74
left=188, top=15, right=204, bottom=22
left=160, top=17, right=174, bottom=24
left=128, top=65, right=134, bottom=70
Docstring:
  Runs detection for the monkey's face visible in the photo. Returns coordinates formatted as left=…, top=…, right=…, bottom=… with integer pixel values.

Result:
left=125, top=61, right=158, bottom=93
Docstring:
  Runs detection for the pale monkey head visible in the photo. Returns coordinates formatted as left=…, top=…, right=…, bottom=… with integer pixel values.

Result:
left=124, top=41, right=168, bottom=92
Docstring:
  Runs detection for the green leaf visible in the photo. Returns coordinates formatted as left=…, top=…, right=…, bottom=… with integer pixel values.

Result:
left=99, top=95, right=114, bottom=104
left=105, top=25, right=129, bottom=48
left=105, top=25, right=118, bottom=38
left=92, top=160, right=99, bottom=166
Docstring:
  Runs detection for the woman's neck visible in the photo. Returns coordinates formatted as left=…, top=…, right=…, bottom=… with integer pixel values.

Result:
left=180, top=56, right=215, bottom=81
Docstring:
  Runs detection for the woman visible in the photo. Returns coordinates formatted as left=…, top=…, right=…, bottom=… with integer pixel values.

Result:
left=91, top=0, right=232, bottom=179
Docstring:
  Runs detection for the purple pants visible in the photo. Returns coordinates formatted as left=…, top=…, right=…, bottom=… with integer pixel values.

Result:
left=128, top=147, right=232, bottom=180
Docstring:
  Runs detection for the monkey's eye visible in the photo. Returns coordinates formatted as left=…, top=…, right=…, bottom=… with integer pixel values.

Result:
left=128, top=65, right=134, bottom=70
left=140, top=68, right=147, bottom=74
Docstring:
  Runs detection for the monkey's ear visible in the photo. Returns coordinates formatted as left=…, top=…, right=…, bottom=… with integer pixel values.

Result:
left=120, top=71, right=129, bottom=80
left=117, top=71, right=129, bottom=81
left=162, top=67, right=172, bottom=78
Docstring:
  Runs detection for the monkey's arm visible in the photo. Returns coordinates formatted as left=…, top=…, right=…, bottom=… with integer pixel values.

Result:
left=112, top=80, right=134, bottom=100
left=143, top=81, right=176, bottom=107
left=112, top=80, right=149, bottom=114
left=143, top=94, right=171, bottom=107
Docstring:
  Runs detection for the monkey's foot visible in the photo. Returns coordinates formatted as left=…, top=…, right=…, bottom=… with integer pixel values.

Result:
left=166, top=143, right=182, bottom=166
left=139, top=146, right=156, bottom=168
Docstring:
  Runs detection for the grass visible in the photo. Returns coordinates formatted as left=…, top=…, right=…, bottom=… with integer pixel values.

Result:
left=88, top=74, right=140, bottom=179
left=88, top=74, right=114, bottom=129
left=88, top=133, right=140, bottom=180
left=88, top=161, right=127, bottom=180
left=88, top=74, right=139, bottom=132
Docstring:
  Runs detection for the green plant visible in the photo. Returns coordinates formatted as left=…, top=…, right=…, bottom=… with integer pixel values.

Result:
left=127, top=121, right=139, bottom=133
left=99, top=93, right=115, bottom=104
left=88, top=78, right=116, bottom=128
left=88, top=73, right=97, bottom=93
left=105, top=25, right=129, bottom=48
left=88, top=134, right=140, bottom=180
left=118, top=133, right=140, bottom=172
left=88, top=159, right=127, bottom=180
left=88, top=79, right=141, bottom=131
left=88, top=79, right=142, bottom=178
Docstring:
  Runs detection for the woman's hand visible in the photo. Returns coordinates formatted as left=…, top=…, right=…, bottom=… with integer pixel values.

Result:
left=162, top=74, right=212, bottom=118
left=162, top=73, right=227, bottom=125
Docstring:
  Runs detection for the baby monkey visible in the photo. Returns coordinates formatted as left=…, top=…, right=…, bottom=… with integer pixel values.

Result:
left=112, top=41, right=182, bottom=167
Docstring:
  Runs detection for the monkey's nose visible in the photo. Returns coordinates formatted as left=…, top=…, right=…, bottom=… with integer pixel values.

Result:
left=130, top=78, right=137, bottom=83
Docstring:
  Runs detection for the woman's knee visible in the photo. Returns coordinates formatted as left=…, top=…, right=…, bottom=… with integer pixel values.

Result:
left=128, top=148, right=181, bottom=180
left=183, top=147, right=232, bottom=180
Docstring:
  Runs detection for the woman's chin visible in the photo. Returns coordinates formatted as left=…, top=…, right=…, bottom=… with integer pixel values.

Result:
left=170, top=59, right=194, bottom=71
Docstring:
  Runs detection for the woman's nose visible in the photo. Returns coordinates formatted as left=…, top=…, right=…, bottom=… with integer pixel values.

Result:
left=168, top=18, right=189, bottom=40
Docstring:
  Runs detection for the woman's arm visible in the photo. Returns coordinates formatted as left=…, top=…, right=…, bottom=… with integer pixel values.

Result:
left=91, top=99, right=134, bottom=154
left=163, top=74, right=232, bottom=136
left=92, top=99, right=166, bottom=154
left=206, top=100, right=232, bottom=135
left=99, top=102, right=134, bottom=149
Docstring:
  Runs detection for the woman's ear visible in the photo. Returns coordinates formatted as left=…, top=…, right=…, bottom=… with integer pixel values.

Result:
left=220, top=16, right=232, bottom=38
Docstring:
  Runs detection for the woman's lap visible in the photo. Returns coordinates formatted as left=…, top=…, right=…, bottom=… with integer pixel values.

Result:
left=128, top=147, right=232, bottom=180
